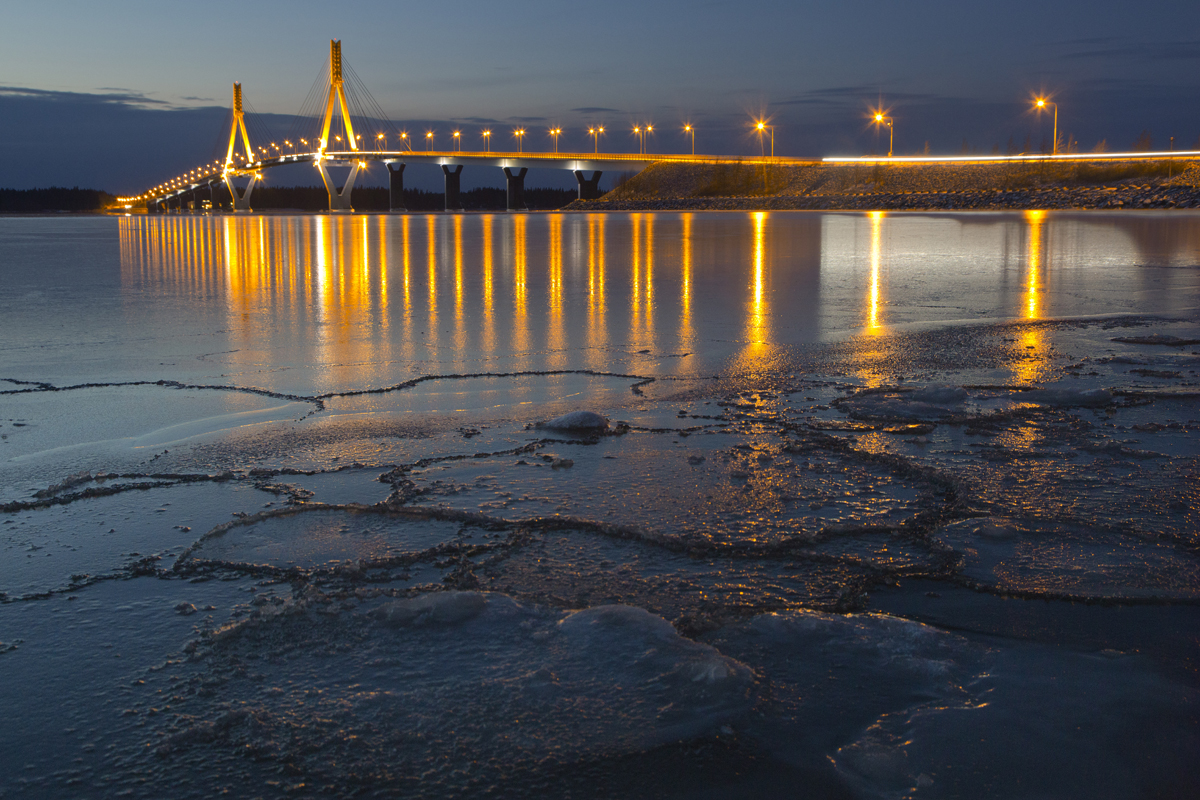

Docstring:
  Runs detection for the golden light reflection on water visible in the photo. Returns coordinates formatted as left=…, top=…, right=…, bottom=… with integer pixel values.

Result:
left=586, top=214, right=607, bottom=368
left=426, top=214, right=438, bottom=349
left=454, top=213, right=466, bottom=362
left=482, top=214, right=495, bottom=354
left=728, top=211, right=773, bottom=376
left=548, top=214, right=566, bottom=365
left=1024, top=210, right=1045, bottom=321
left=1014, top=210, right=1050, bottom=385
left=747, top=212, right=769, bottom=344
left=679, top=213, right=694, bottom=348
left=116, top=210, right=1179, bottom=389
left=511, top=214, right=529, bottom=355
left=867, top=210, right=885, bottom=334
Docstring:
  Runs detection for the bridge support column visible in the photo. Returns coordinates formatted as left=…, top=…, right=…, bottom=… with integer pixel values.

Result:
left=317, top=161, right=360, bottom=212
left=441, top=165, right=463, bottom=212
left=387, top=162, right=406, bottom=212
left=574, top=170, right=603, bottom=200
left=504, top=167, right=528, bottom=211
left=224, top=174, right=259, bottom=212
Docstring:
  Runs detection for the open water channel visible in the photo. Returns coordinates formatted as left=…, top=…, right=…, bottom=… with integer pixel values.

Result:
left=1, top=210, right=1198, bottom=798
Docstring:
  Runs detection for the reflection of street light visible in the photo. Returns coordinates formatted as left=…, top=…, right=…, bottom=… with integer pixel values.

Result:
left=754, top=120, right=774, bottom=157
left=514, top=128, right=525, bottom=152
left=873, top=112, right=894, bottom=157
left=683, top=124, right=695, bottom=155
left=453, top=130, right=461, bottom=151
left=425, top=131, right=433, bottom=151
left=1034, top=97, right=1058, bottom=155
left=482, top=129, right=491, bottom=152
left=549, top=127, right=562, bottom=152
left=588, top=126, right=604, bottom=153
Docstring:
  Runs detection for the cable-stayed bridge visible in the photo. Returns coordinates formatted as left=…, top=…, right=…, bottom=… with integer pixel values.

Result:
left=125, top=40, right=809, bottom=213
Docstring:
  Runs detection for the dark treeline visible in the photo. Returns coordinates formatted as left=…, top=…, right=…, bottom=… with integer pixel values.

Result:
left=0, top=187, right=115, bottom=212
left=219, top=185, right=585, bottom=211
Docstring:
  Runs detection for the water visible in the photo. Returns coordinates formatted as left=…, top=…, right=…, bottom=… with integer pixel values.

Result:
left=2, top=210, right=1198, bottom=798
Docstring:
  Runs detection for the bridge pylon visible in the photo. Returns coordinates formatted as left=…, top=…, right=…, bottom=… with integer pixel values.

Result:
left=316, top=39, right=361, bottom=212
left=223, top=81, right=260, bottom=212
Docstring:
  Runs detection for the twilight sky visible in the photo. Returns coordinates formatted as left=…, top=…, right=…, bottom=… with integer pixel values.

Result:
left=2, top=0, right=1198, bottom=192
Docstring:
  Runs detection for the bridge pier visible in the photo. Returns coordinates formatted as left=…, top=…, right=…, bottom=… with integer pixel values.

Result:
left=574, top=170, right=603, bottom=200
left=503, top=167, right=528, bottom=212
left=224, top=174, right=259, bottom=212
left=387, top=162, right=406, bottom=212
left=317, top=161, right=359, bottom=212
left=441, top=165, right=463, bottom=212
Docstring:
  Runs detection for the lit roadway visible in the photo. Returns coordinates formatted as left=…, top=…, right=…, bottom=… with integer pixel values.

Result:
left=142, top=149, right=816, bottom=205
left=140, top=147, right=1200, bottom=207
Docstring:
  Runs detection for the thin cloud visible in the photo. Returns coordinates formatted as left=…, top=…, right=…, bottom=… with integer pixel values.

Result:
left=570, top=106, right=623, bottom=114
left=0, top=85, right=175, bottom=109
left=1061, top=39, right=1200, bottom=61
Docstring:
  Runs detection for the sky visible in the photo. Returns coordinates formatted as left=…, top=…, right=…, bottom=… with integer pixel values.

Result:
left=2, top=0, right=1199, bottom=193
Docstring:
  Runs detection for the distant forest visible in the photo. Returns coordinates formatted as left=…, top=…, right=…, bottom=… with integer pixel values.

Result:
left=0, top=187, right=115, bottom=212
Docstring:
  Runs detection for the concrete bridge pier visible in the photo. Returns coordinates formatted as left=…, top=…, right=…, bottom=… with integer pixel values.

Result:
left=318, top=162, right=359, bottom=212
left=574, top=170, right=603, bottom=200
left=387, top=162, right=406, bottom=212
left=504, top=167, right=528, bottom=211
left=442, top=165, right=463, bottom=211
left=225, top=174, right=259, bottom=212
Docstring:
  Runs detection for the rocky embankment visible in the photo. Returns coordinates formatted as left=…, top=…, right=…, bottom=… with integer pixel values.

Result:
left=568, top=160, right=1200, bottom=211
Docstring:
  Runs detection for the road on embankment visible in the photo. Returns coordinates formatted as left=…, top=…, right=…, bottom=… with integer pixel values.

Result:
left=569, top=158, right=1200, bottom=211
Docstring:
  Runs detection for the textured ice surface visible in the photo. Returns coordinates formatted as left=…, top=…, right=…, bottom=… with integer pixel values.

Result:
left=0, top=481, right=267, bottom=598
left=137, top=591, right=756, bottom=795
left=932, top=516, right=1200, bottom=599
left=706, top=610, right=1200, bottom=799
left=182, top=508, right=471, bottom=572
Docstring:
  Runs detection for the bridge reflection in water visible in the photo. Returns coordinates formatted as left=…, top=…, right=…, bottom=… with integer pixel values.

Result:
left=117, top=211, right=1195, bottom=391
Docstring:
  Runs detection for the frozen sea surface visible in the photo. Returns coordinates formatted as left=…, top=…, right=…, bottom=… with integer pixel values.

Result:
left=1, top=211, right=1198, bottom=798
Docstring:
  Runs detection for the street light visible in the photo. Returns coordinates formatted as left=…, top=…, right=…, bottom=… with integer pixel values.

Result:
left=1034, top=97, right=1059, bottom=155
left=549, top=127, right=562, bottom=153
left=754, top=120, right=774, bottom=157
left=399, top=132, right=411, bottom=151
left=588, top=126, right=604, bottom=153
left=683, top=124, right=695, bottom=155
left=482, top=129, right=491, bottom=152
left=376, top=132, right=385, bottom=151
left=514, top=128, right=526, bottom=152
left=873, top=113, right=894, bottom=157
left=425, top=131, right=433, bottom=151
left=453, top=130, right=461, bottom=151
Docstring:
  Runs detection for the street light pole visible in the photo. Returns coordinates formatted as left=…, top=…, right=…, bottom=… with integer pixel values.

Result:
left=874, top=114, right=894, bottom=157
left=1035, top=98, right=1058, bottom=154
left=755, top=121, right=774, bottom=157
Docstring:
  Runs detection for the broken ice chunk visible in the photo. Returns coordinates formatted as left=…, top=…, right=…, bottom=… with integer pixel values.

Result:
left=538, top=411, right=609, bottom=431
